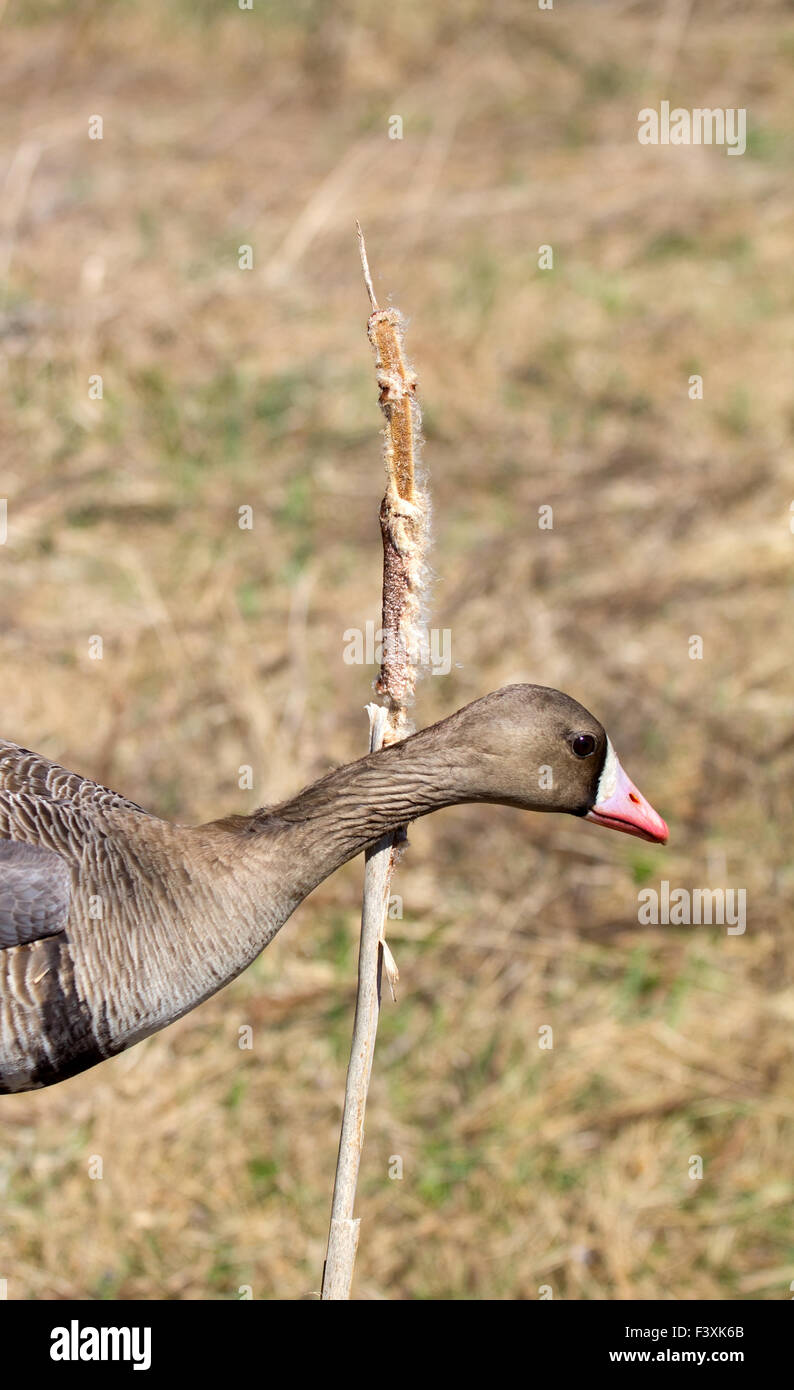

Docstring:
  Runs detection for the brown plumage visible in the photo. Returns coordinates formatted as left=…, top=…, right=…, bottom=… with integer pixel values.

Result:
left=0, top=685, right=667, bottom=1093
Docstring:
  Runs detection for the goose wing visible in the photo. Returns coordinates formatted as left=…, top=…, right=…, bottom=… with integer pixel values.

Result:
left=0, top=738, right=150, bottom=952
left=0, top=840, right=71, bottom=947
left=0, top=738, right=147, bottom=813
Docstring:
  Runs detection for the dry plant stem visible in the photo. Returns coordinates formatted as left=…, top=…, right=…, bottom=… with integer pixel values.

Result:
left=322, top=706, right=390, bottom=1300
left=321, top=230, right=428, bottom=1300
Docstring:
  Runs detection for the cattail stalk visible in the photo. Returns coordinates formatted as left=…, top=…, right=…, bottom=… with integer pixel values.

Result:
left=320, top=227, right=430, bottom=1300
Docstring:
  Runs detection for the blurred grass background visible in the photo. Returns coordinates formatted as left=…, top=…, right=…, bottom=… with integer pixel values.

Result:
left=1, top=0, right=793, bottom=1299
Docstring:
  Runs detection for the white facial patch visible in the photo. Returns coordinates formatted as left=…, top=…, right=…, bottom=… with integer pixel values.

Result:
left=594, top=737, right=619, bottom=805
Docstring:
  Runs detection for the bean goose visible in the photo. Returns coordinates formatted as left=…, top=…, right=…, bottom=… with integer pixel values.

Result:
left=0, top=685, right=667, bottom=1093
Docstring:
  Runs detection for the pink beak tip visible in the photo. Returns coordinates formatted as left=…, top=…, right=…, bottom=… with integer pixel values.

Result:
left=585, top=754, right=669, bottom=846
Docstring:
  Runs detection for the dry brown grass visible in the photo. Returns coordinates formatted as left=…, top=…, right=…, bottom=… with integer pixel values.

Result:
left=1, top=0, right=793, bottom=1299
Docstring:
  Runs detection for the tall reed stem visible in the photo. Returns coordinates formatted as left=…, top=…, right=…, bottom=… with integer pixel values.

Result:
left=321, top=227, right=430, bottom=1300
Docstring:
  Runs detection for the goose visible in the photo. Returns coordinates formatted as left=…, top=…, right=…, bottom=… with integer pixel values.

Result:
left=0, top=685, right=667, bottom=1094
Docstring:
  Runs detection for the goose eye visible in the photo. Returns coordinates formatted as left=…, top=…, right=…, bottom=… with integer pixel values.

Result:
left=571, top=734, right=596, bottom=758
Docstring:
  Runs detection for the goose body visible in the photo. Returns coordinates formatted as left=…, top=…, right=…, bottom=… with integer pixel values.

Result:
left=0, top=686, right=667, bottom=1093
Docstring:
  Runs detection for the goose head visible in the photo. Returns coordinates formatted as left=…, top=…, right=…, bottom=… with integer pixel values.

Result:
left=434, top=685, right=668, bottom=844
